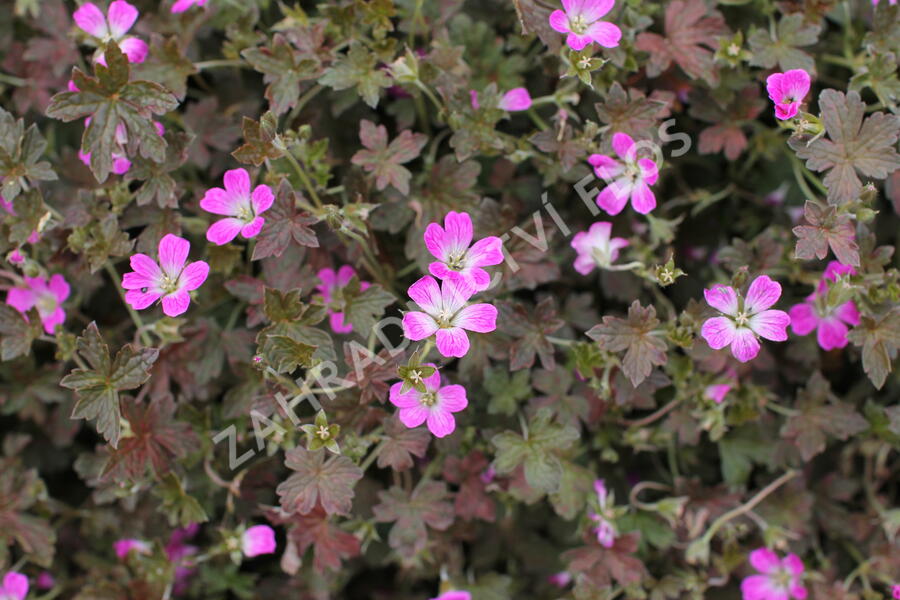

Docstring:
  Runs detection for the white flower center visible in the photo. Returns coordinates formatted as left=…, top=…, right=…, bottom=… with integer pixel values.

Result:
left=446, top=250, right=466, bottom=271
left=420, top=391, right=437, bottom=407
left=569, top=14, right=589, bottom=34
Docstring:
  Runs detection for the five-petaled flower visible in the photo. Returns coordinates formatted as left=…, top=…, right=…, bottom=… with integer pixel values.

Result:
left=389, top=364, right=468, bottom=438
left=201, top=168, right=274, bottom=246
left=171, top=0, right=208, bottom=13
left=789, top=261, right=860, bottom=351
left=549, top=0, right=622, bottom=51
left=122, top=234, right=210, bottom=317
left=401, top=276, right=498, bottom=358
left=588, top=133, right=659, bottom=215
left=741, top=548, right=807, bottom=600
left=765, top=69, right=811, bottom=120
left=701, top=275, right=790, bottom=363
left=424, top=211, right=504, bottom=292
left=316, top=266, right=370, bottom=334
left=570, top=221, right=629, bottom=274
left=242, top=525, right=276, bottom=558
left=0, top=571, right=28, bottom=600
left=6, top=274, right=70, bottom=334
left=72, top=1, right=148, bottom=64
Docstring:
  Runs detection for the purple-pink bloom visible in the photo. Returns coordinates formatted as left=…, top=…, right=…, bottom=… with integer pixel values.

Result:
left=589, top=479, right=616, bottom=547
left=316, top=266, right=370, bottom=334
left=424, top=211, right=503, bottom=292
left=114, top=538, right=151, bottom=559
left=701, top=275, right=790, bottom=363
left=499, top=88, right=532, bottom=111
left=789, top=262, right=859, bottom=351
left=166, top=524, right=199, bottom=595
left=765, top=69, right=811, bottom=121
left=430, top=591, right=471, bottom=600
left=741, top=548, right=807, bottom=600
left=389, top=364, right=468, bottom=438
left=570, top=221, right=629, bottom=274
left=892, top=584, right=900, bottom=599
left=6, top=274, right=70, bottom=334
left=242, top=525, right=276, bottom=557
left=35, top=573, right=53, bottom=591
left=200, top=168, right=274, bottom=246
left=122, top=234, right=209, bottom=317
left=72, top=1, right=148, bottom=64
left=705, top=383, right=732, bottom=404
left=549, top=0, right=622, bottom=51
left=0, top=572, right=28, bottom=600
left=588, top=133, right=659, bottom=215
left=171, top=0, right=208, bottom=13
left=548, top=572, right=573, bottom=588
left=401, top=276, right=498, bottom=358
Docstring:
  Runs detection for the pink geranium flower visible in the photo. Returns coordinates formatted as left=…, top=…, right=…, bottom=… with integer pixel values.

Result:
left=789, top=262, right=860, bottom=351
left=548, top=572, right=573, bottom=588
left=122, top=234, right=209, bottom=317
left=401, top=276, right=498, bottom=358
left=242, top=525, right=276, bottom=558
left=114, top=538, right=151, bottom=559
left=6, top=274, right=70, bottom=334
left=431, top=592, right=471, bottom=600
left=588, top=479, right=616, bottom=547
left=588, top=133, right=659, bottom=215
left=0, top=572, right=28, bottom=600
left=701, top=275, right=791, bottom=363
left=549, top=0, right=622, bottom=51
left=200, top=168, right=274, bottom=246
left=765, top=70, right=811, bottom=120
left=389, top=364, right=467, bottom=438
left=424, top=211, right=504, bottom=292
left=316, top=266, right=370, bottom=334
left=166, top=524, right=199, bottom=596
left=171, top=0, right=208, bottom=13
left=570, top=221, right=629, bottom=274
left=704, top=383, right=732, bottom=404
left=73, top=1, right=148, bottom=64
left=469, top=88, right=532, bottom=111
left=892, top=584, right=900, bottom=599
left=741, top=548, right=807, bottom=600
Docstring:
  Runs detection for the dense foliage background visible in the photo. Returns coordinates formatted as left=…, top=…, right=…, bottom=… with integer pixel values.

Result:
left=0, top=0, right=899, bottom=598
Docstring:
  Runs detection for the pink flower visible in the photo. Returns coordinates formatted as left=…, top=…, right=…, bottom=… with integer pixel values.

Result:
left=589, top=479, right=616, bottom=547
left=588, top=133, right=659, bottom=215
left=701, top=275, right=791, bottom=363
left=424, top=211, right=504, bottom=292
left=570, top=221, right=629, bottom=274
left=6, top=274, right=70, bottom=334
left=200, top=168, right=274, bottom=246
left=35, top=573, right=53, bottom=591
left=122, top=234, right=209, bottom=317
left=78, top=149, right=131, bottom=175
left=316, top=266, right=370, bottom=334
left=73, top=1, right=148, bottom=64
left=872, top=0, right=897, bottom=5
left=430, top=591, right=471, bottom=600
left=705, top=383, right=732, bottom=404
left=499, top=88, right=532, bottom=111
left=171, top=0, right=208, bottom=13
left=741, top=548, right=807, bottom=600
left=765, top=70, right=811, bottom=120
left=0, top=572, right=28, bottom=600
left=789, top=262, right=860, bottom=351
left=401, top=276, right=498, bottom=358
left=114, top=538, right=151, bottom=559
left=389, top=364, right=468, bottom=438
left=549, top=0, right=622, bottom=51
left=242, top=525, right=276, bottom=557
left=548, top=572, right=573, bottom=588
left=166, top=525, right=199, bottom=595
left=892, top=584, right=900, bottom=599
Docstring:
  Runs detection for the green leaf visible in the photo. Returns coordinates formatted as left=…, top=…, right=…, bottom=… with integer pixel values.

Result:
left=491, top=409, right=579, bottom=494
left=0, top=304, right=38, bottom=361
left=319, top=44, right=392, bottom=108
left=46, top=43, right=179, bottom=183
left=342, top=280, right=394, bottom=333
left=748, top=14, right=820, bottom=73
left=0, top=108, right=57, bottom=201
left=277, top=447, right=363, bottom=516
left=847, top=309, right=900, bottom=389
left=792, top=200, right=859, bottom=266
left=718, top=427, right=773, bottom=485
left=483, top=366, right=531, bottom=416
left=266, top=335, right=317, bottom=373
left=231, top=112, right=285, bottom=166
left=251, top=179, right=319, bottom=260
left=242, top=34, right=321, bottom=115
left=153, top=472, right=209, bottom=527
left=350, top=120, right=427, bottom=195
left=131, top=35, right=198, bottom=101
left=587, top=301, right=667, bottom=387
left=60, top=323, right=159, bottom=447
left=66, top=214, right=134, bottom=273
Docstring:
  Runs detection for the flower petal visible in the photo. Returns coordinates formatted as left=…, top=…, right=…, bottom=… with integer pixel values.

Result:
left=817, top=317, right=849, bottom=350
left=73, top=3, right=108, bottom=37
left=441, top=277, right=475, bottom=314
left=749, top=548, right=782, bottom=574
left=161, top=290, right=191, bottom=317
left=701, top=316, right=736, bottom=350
left=206, top=218, right=244, bottom=245
left=566, top=32, right=592, bottom=51
left=731, top=327, right=761, bottom=363
left=586, top=20, right=621, bottom=48
left=241, top=216, right=265, bottom=239
left=499, top=88, right=532, bottom=111
left=6, top=287, right=36, bottom=313
left=242, top=525, right=276, bottom=558
left=630, top=181, right=656, bottom=214
left=548, top=9, right=570, bottom=33
left=638, top=158, right=659, bottom=185
left=749, top=309, right=790, bottom=341
left=48, top=274, right=71, bottom=302
left=407, top=275, right=442, bottom=314
left=435, top=327, right=470, bottom=358
left=835, top=301, right=860, bottom=325
left=40, top=307, right=66, bottom=334
left=436, top=384, right=467, bottom=412
left=611, top=132, right=635, bottom=159
left=224, top=168, right=251, bottom=197
left=158, top=234, right=190, bottom=277
left=200, top=187, right=238, bottom=216
left=789, top=302, right=818, bottom=336
left=329, top=311, right=353, bottom=334
left=741, top=575, right=777, bottom=600
left=704, top=285, right=739, bottom=316
left=107, top=1, right=139, bottom=38
left=251, top=184, right=275, bottom=214
left=125, top=289, right=161, bottom=310
left=580, top=0, right=615, bottom=20
left=118, top=37, right=148, bottom=63
left=426, top=408, right=457, bottom=438
left=451, top=303, right=497, bottom=333
left=180, top=261, right=209, bottom=291
left=389, top=382, right=421, bottom=408
left=744, top=275, right=782, bottom=314
left=466, top=236, right=504, bottom=267
left=2, top=572, right=29, bottom=600
left=398, top=405, right=429, bottom=428
left=423, top=222, right=450, bottom=261
left=401, top=311, right=439, bottom=341
left=443, top=211, right=473, bottom=256
left=596, top=182, right=630, bottom=215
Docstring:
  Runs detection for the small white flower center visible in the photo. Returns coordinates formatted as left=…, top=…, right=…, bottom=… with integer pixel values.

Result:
left=436, top=308, right=455, bottom=328
left=446, top=250, right=466, bottom=271
left=734, top=311, right=750, bottom=327
left=36, top=293, right=57, bottom=315
left=420, top=391, right=437, bottom=407
left=569, top=14, right=589, bottom=34
left=316, top=425, right=330, bottom=439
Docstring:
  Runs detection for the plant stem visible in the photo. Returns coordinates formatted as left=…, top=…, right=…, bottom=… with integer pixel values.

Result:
left=103, top=262, right=152, bottom=347
left=360, top=439, right=388, bottom=471
left=194, top=59, right=247, bottom=70
left=0, top=72, right=26, bottom=86
left=283, top=151, right=323, bottom=209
